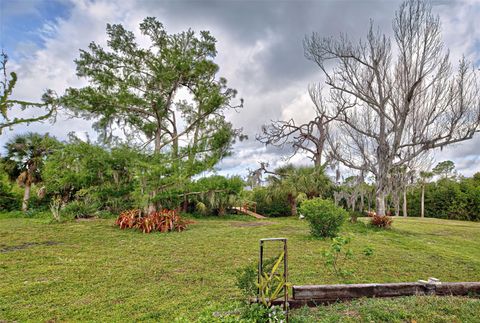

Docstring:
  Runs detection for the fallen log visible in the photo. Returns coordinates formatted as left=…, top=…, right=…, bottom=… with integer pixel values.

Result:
left=291, top=280, right=480, bottom=305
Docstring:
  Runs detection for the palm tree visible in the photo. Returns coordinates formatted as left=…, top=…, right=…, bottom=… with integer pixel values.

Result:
left=3, top=133, right=60, bottom=211
left=267, top=165, right=331, bottom=216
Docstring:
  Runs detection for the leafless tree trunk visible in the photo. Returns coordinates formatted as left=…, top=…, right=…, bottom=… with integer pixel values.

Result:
left=394, top=192, right=400, bottom=217
left=257, top=85, right=336, bottom=166
left=402, top=190, right=408, bottom=217
left=304, top=0, right=480, bottom=215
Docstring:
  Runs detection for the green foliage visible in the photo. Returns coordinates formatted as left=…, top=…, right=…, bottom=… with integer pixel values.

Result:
left=406, top=173, right=480, bottom=221
left=235, top=262, right=258, bottom=299
left=235, top=256, right=278, bottom=299
left=62, top=17, right=244, bottom=204
left=3, top=133, right=61, bottom=184
left=254, top=165, right=332, bottom=216
left=256, top=251, right=291, bottom=308
left=240, top=303, right=286, bottom=322
left=250, top=187, right=290, bottom=217
left=299, top=198, right=348, bottom=238
left=322, top=236, right=354, bottom=279
left=61, top=200, right=98, bottom=219
left=186, top=175, right=244, bottom=216
left=42, top=141, right=137, bottom=213
left=0, top=163, right=19, bottom=211
left=2, top=133, right=61, bottom=211
left=322, top=236, right=374, bottom=282
left=269, top=165, right=331, bottom=203
left=432, top=160, right=456, bottom=179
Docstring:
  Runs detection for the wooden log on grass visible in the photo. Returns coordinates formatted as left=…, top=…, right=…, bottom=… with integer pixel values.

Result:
left=435, top=282, right=480, bottom=296
left=292, top=282, right=480, bottom=302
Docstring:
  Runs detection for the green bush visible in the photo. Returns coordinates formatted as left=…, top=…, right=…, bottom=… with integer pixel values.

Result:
left=299, top=198, right=348, bottom=238
left=61, top=200, right=98, bottom=219
left=0, top=166, right=20, bottom=211
left=251, top=187, right=290, bottom=217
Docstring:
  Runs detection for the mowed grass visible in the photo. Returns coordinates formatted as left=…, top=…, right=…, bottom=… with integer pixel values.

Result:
left=0, top=215, right=479, bottom=322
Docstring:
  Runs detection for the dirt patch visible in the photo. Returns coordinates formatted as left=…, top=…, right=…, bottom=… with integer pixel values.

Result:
left=0, top=241, right=60, bottom=253
left=231, top=221, right=274, bottom=227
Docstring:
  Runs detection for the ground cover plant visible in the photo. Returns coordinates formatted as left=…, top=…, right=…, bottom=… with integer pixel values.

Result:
left=1, top=215, right=479, bottom=321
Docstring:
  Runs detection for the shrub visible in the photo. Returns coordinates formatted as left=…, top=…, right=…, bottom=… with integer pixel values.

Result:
left=370, top=214, right=393, bottom=228
left=251, top=187, right=291, bottom=217
left=322, top=236, right=354, bottom=279
left=61, top=200, right=98, bottom=219
left=115, top=209, right=192, bottom=233
left=299, top=198, right=348, bottom=238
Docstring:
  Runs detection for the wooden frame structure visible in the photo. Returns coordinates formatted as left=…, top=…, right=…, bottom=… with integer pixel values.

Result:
left=258, top=238, right=288, bottom=318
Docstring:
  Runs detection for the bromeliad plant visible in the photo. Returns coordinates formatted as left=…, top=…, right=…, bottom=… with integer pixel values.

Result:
left=256, top=251, right=291, bottom=308
left=115, top=209, right=191, bottom=233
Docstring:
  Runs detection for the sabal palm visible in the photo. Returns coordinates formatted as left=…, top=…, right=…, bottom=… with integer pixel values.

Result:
left=3, top=133, right=60, bottom=211
left=267, top=165, right=330, bottom=216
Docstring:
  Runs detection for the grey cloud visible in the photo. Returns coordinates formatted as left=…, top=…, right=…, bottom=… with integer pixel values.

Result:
left=3, top=0, right=479, bottom=178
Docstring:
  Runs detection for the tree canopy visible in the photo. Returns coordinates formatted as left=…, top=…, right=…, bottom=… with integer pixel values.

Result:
left=62, top=17, right=244, bottom=176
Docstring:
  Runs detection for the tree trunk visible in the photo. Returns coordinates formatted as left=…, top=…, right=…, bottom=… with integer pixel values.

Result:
left=154, top=128, right=162, bottom=153
left=360, top=192, right=364, bottom=213
left=394, top=193, right=400, bottom=217
left=376, top=191, right=386, bottom=216
left=22, top=182, right=31, bottom=212
left=218, top=206, right=226, bottom=216
left=421, top=184, right=425, bottom=218
left=289, top=195, right=297, bottom=216
left=403, top=190, right=408, bottom=217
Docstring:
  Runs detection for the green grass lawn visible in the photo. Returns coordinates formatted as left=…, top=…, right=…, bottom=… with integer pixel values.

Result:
left=1, top=214, right=479, bottom=322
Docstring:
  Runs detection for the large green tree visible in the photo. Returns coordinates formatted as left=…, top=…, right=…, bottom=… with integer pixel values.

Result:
left=3, top=133, right=61, bottom=211
left=63, top=18, right=244, bottom=175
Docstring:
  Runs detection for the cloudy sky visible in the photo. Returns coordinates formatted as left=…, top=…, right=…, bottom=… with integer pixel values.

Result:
left=2, top=0, right=480, bottom=178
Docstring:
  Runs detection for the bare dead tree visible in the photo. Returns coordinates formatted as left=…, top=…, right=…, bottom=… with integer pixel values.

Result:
left=257, top=84, right=339, bottom=166
left=304, top=0, right=480, bottom=216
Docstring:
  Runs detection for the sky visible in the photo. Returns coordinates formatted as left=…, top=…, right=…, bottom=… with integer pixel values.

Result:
left=1, top=0, right=480, bottom=178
